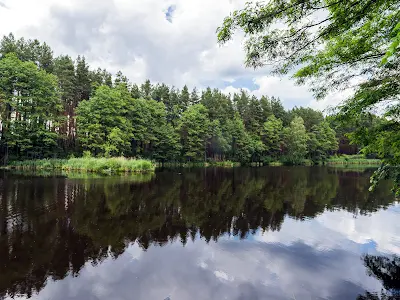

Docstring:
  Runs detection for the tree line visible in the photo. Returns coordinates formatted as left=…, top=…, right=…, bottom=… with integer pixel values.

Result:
left=0, top=33, right=378, bottom=164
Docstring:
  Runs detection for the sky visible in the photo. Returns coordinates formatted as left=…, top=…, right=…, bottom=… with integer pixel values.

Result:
left=0, top=0, right=346, bottom=111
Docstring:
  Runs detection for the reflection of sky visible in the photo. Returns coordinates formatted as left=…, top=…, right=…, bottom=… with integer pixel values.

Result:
left=254, top=203, right=400, bottom=255
left=9, top=204, right=399, bottom=300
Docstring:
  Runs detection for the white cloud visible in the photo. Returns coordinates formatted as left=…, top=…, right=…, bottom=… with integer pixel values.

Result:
left=222, top=75, right=328, bottom=109
left=220, top=85, right=251, bottom=96
left=214, top=270, right=233, bottom=282
left=255, top=203, right=400, bottom=255
left=252, top=76, right=313, bottom=108
left=0, top=0, right=351, bottom=110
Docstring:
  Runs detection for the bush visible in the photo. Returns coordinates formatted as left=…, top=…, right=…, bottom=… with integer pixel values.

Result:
left=262, top=156, right=274, bottom=165
left=7, top=157, right=155, bottom=174
left=280, top=155, right=304, bottom=166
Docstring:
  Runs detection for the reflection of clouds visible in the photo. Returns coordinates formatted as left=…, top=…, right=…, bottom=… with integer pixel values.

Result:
left=7, top=204, right=398, bottom=300
left=12, top=233, right=383, bottom=300
left=125, top=241, right=143, bottom=261
left=256, top=203, right=400, bottom=255
left=213, top=270, right=233, bottom=282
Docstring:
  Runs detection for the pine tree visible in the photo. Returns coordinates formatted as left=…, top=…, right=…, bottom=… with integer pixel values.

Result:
left=74, top=56, right=91, bottom=101
left=179, top=104, right=210, bottom=161
left=189, top=87, right=200, bottom=106
left=140, top=79, right=152, bottom=100
left=180, top=85, right=190, bottom=111
left=53, top=55, right=76, bottom=150
left=130, top=83, right=141, bottom=99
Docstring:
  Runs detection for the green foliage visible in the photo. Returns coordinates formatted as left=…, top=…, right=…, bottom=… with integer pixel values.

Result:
left=152, top=122, right=182, bottom=162
left=326, top=155, right=381, bottom=165
left=9, top=157, right=155, bottom=174
left=271, top=97, right=289, bottom=126
left=75, top=56, right=91, bottom=101
left=0, top=53, right=62, bottom=161
left=9, top=158, right=66, bottom=169
left=217, top=0, right=399, bottom=83
left=290, top=107, right=324, bottom=132
left=283, top=116, right=309, bottom=165
left=262, top=115, right=283, bottom=158
left=0, top=33, right=54, bottom=72
left=226, top=113, right=252, bottom=163
left=217, top=0, right=400, bottom=191
left=307, top=121, right=338, bottom=162
left=0, top=32, right=369, bottom=168
left=208, top=119, right=230, bottom=160
left=76, top=85, right=133, bottom=156
left=140, top=79, right=152, bottom=100
left=190, top=87, right=200, bottom=106
left=179, top=104, right=210, bottom=161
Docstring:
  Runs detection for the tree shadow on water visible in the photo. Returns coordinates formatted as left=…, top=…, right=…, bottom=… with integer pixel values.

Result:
left=357, top=255, right=400, bottom=300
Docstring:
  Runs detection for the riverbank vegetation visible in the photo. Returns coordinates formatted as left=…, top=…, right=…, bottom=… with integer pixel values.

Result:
left=326, top=155, right=381, bottom=166
left=7, top=157, right=155, bottom=174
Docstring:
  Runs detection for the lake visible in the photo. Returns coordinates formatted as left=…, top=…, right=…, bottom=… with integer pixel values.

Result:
left=0, top=166, right=399, bottom=300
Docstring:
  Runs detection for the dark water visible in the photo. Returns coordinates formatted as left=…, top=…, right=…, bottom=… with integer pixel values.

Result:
left=0, top=167, right=399, bottom=300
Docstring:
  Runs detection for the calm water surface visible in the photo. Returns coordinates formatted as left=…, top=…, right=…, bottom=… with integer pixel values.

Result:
left=0, top=167, right=399, bottom=300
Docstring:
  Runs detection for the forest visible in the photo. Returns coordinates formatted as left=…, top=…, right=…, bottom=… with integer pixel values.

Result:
left=0, top=33, right=381, bottom=166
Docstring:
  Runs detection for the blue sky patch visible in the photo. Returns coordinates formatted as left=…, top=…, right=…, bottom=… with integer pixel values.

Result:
left=165, top=5, right=176, bottom=23
left=201, top=77, right=259, bottom=92
left=223, top=77, right=259, bottom=91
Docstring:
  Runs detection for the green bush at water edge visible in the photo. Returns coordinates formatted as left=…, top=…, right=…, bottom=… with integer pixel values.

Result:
left=326, top=155, right=381, bottom=165
left=7, top=157, right=155, bottom=174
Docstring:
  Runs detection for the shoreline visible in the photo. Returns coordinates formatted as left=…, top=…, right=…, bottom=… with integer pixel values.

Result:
left=5, top=157, right=156, bottom=174
left=2, top=156, right=383, bottom=174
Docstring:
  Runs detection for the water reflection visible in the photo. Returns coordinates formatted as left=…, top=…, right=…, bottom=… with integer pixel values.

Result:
left=357, top=255, right=400, bottom=299
left=0, top=167, right=398, bottom=299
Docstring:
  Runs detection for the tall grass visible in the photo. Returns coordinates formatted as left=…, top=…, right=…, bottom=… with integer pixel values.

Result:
left=326, top=154, right=381, bottom=165
left=207, top=160, right=240, bottom=167
left=156, top=161, right=241, bottom=168
left=9, top=159, right=66, bottom=170
left=8, top=157, right=155, bottom=174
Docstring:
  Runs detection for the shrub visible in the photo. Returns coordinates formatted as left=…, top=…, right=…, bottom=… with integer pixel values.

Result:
left=7, top=157, right=155, bottom=174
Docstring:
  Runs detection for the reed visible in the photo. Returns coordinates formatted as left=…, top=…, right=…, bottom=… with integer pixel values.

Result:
left=7, top=157, right=155, bottom=174
left=156, top=161, right=241, bottom=168
left=326, top=155, right=381, bottom=165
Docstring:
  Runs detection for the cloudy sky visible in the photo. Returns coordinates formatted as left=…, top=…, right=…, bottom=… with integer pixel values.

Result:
left=0, top=0, right=344, bottom=110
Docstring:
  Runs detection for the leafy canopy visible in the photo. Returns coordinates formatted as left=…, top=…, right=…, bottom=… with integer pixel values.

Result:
left=217, top=0, right=400, bottom=192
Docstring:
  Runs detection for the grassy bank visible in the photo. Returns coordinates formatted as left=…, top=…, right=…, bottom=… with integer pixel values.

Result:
left=5, top=155, right=381, bottom=174
left=7, top=157, right=155, bottom=174
left=157, top=161, right=240, bottom=168
left=326, top=155, right=381, bottom=165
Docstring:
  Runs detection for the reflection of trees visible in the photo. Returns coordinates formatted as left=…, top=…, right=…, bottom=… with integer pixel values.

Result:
left=0, top=176, right=107, bottom=299
left=327, top=169, right=395, bottom=215
left=357, top=255, right=400, bottom=300
left=0, top=167, right=396, bottom=298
